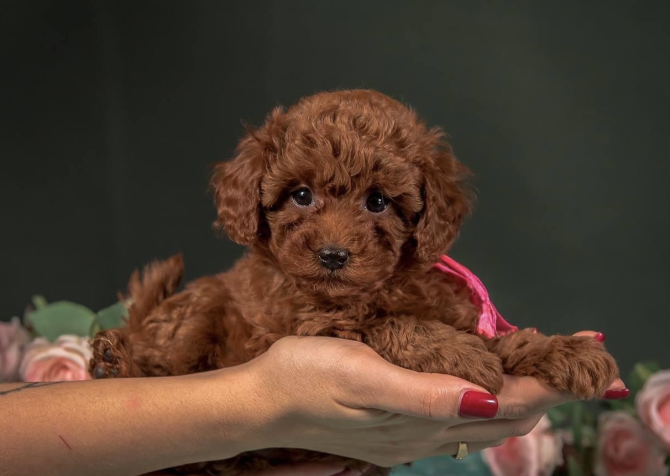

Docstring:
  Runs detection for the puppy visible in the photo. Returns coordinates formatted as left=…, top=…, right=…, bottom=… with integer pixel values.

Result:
left=90, top=89, right=619, bottom=475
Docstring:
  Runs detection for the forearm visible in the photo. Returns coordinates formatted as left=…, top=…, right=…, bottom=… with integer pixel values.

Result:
left=0, top=368, right=262, bottom=476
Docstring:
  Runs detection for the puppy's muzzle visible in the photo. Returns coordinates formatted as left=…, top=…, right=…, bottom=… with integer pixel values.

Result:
left=318, top=247, right=349, bottom=271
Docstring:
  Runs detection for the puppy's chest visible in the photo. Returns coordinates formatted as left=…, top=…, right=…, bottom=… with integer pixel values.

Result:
left=258, top=283, right=460, bottom=339
left=235, top=267, right=472, bottom=356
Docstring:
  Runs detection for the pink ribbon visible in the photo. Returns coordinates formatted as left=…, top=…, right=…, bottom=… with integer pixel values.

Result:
left=434, top=255, right=518, bottom=338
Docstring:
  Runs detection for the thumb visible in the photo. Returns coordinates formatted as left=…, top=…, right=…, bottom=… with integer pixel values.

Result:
left=354, top=361, right=498, bottom=421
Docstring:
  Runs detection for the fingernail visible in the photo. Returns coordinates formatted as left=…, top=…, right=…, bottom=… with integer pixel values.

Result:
left=594, top=332, right=606, bottom=343
left=603, top=388, right=630, bottom=400
left=459, top=391, right=498, bottom=418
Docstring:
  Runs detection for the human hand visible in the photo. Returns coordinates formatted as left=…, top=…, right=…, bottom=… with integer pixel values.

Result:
left=239, top=331, right=625, bottom=468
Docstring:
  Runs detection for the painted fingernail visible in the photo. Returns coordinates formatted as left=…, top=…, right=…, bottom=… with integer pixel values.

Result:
left=594, top=332, right=606, bottom=343
left=603, top=388, right=630, bottom=400
left=459, top=391, right=499, bottom=418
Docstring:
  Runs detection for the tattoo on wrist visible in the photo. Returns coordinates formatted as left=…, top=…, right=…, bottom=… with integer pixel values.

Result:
left=0, top=382, right=63, bottom=396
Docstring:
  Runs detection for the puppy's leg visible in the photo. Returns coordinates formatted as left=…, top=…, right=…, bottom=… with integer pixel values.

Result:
left=90, top=255, right=240, bottom=379
left=90, top=328, right=144, bottom=379
left=90, top=254, right=187, bottom=379
left=487, top=329, right=619, bottom=399
left=364, top=318, right=504, bottom=394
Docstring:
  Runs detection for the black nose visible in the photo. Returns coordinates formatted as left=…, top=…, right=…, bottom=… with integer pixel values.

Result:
left=318, top=247, right=349, bottom=270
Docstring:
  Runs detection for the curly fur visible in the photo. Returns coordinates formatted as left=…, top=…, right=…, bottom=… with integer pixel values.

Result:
left=90, top=90, right=619, bottom=476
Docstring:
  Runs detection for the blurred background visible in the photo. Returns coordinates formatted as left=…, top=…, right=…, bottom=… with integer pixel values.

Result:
left=1, top=1, right=668, bottom=373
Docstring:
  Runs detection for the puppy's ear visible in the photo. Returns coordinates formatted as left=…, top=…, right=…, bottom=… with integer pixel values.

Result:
left=413, top=144, right=473, bottom=265
left=210, top=132, right=267, bottom=245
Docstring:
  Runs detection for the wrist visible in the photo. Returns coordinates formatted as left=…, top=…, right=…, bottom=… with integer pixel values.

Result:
left=195, top=362, right=280, bottom=458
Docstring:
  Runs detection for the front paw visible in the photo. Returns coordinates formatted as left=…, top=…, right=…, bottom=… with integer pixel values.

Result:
left=533, top=336, right=619, bottom=399
left=89, top=329, right=136, bottom=379
left=425, top=333, right=504, bottom=394
left=456, top=349, right=505, bottom=395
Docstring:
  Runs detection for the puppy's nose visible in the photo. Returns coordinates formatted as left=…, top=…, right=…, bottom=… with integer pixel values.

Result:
left=318, top=247, right=349, bottom=270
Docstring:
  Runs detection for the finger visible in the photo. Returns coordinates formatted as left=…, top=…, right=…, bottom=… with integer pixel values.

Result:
left=255, top=462, right=355, bottom=476
left=492, top=329, right=621, bottom=419
left=497, top=370, right=627, bottom=420
left=572, top=330, right=627, bottom=395
left=441, top=413, right=545, bottom=442
left=356, top=360, right=498, bottom=421
left=369, top=440, right=505, bottom=467
left=426, top=439, right=507, bottom=460
left=495, top=375, right=572, bottom=419
left=573, top=330, right=608, bottom=344
left=572, top=330, right=598, bottom=338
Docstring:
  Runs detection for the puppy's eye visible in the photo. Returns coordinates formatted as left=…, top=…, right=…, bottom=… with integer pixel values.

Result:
left=365, top=191, right=387, bottom=213
left=291, top=188, right=314, bottom=207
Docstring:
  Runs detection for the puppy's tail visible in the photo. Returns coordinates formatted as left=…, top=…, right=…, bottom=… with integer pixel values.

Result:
left=124, top=254, right=184, bottom=330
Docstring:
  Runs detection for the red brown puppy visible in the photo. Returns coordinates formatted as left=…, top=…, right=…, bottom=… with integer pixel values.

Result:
left=90, top=90, right=619, bottom=475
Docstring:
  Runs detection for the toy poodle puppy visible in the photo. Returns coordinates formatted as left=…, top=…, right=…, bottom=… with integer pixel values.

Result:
left=90, top=89, right=619, bottom=475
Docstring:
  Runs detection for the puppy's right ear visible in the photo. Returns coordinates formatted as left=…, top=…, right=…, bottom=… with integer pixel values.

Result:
left=212, top=108, right=287, bottom=245
left=210, top=132, right=267, bottom=246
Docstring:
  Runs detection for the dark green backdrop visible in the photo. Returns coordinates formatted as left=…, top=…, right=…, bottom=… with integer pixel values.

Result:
left=2, top=1, right=668, bottom=373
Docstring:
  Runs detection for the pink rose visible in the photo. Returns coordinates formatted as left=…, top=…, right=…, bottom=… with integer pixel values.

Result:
left=637, top=370, right=670, bottom=451
left=0, top=317, right=31, bottom=381
left=594, top=411, right=668, bottom=476
left=19, top=335, right=93, bottom=382
left=482, top=415, right=563, bottom=476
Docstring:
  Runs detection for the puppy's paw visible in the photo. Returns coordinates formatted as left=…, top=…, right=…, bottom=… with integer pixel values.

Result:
left=453, top=349, right=505, bottom=395
left=89, top=329, right=137, bottom=379
left=539, top=336, right=619, bottom=399
left=490, top=330, right=620, bottom=400
left=425, top=333, right=504, bottom=395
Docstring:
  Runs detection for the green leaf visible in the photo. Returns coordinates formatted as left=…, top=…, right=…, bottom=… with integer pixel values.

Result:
left=581, top=425, right=597, bottom=447
left=89, top=322, right=102, bottom=337
left=548, top=406, right=568, bottom=426
left=27, top=301, right=97, bottom=341
left=23, top=305, right=34, bottom=334
left=567, top=454, right=584, bottom=476
left=583, top=407, right=596, bottom=427
left=32, top=295, right=48, bottom=310
left=604, top=398, right=635, bottom=413
left=95, top=300, right=129, bottom=331
left=572, top=402, right=584, bottom=453
left=628, top=361, right=661, bottom=398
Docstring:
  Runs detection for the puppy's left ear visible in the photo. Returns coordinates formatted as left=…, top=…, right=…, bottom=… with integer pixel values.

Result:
left=413, top=145, right=473, bottom=266
left=210, top=132, right=267, bottom=246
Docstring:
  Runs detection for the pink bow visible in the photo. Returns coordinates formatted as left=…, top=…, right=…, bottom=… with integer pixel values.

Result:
left=434, top=255, right=518, bottom=338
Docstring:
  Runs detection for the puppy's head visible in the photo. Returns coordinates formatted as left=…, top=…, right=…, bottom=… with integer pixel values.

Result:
left=211, top=90, right=472, bottom=299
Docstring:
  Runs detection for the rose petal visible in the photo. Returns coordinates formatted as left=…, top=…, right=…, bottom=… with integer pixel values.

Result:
left=0, top=317, right=31, bottom=381
left=483, top=433, right=540, bottom=476
left=19, top=335, right=93, bottom=382
left=637, top=370, right=670, bottom=451
left=595, top=411, right=667, bottom=476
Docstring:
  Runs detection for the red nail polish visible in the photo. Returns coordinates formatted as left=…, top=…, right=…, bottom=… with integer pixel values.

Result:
left=459, top=391, right=498, bottom=418
left=594, top=332, right=606, bottom=343
left=603, top=388, right=630, bottom=400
